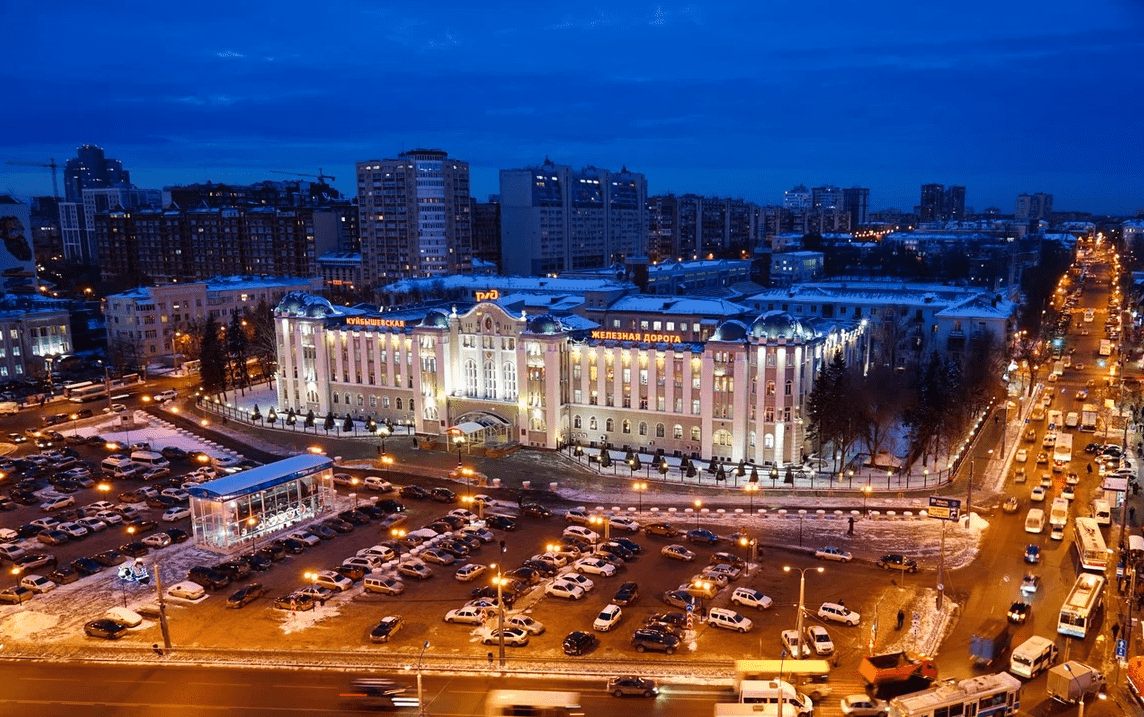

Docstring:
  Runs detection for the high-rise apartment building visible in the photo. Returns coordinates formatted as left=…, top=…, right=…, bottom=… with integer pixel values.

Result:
left=646, top=194, right=761, bottom=261
left=63, top=145, right=131, bottom=203
left=783, top=184, right=811, bottom=211
left=58, top=145, right=138, bottom=264
left=811, top=185, right=844, bottom=210
left=919, top=183, right=945, bottom=222
left=356, top=149, right=472, bottom=287
left=842, top=187, right=869, bottom=227
left=1015, top=192, right=1053, bottom=221
left=944, top=185, right=966, bottom=221
left=500, top=159, right=647, bottom=276
left=471, top=198, right=502, bottom=271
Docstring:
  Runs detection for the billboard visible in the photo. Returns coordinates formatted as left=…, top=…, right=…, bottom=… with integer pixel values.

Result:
left=0, top=196, right=37, bottom=292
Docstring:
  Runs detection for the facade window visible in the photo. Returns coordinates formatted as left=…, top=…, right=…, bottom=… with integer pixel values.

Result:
left=655, top=423, right=664, bottom=438
left=483, top=361, right=497, bottom=398
left=785, top=380, right=792, bottom=396
left=766, top=352, right=776, bottom=367
left=503, top=362, right=517, bottom=398
left=638, top=421, right=647, bottom=436
left=690, top=426, right=701, bottom=442
left=590, top=416, right=598, bottom=430
left=464, top=359, right=478, bottom=395
left=764, top=433, right=775, bottom=448
left=673, top=424, right=683, bottom=439
left=622, top=419, right=631, bottom=434
left=344, top=392, right=351, bottom=405
left=692, top=399, right=700, bottom=415
left=369, top=395, right=377, bottom=407
left=714, top=429, right=732, bottom=447
left=606, top=418, right=615, bottom=432
left=573, top=415, right=582, bottom=429
left=766, top=380, right=776, bottom=395
left=396, top=398, right=403, bottom=410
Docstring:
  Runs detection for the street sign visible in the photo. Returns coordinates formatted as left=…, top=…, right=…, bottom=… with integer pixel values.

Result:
left=928, top=496, right=962, bottom=521
left=1118, top=639, right=1128, bottom=659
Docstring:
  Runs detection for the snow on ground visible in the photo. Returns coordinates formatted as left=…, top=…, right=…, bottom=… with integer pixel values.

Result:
left=0, top=610, right=59, bottom=640
left=70, top=412, right=240, bottom=461
left=278, top=601, right=344, bottom=635
left=873, top=586, right=959, bottom=658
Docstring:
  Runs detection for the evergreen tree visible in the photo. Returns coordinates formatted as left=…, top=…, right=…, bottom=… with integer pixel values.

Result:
left=227, top=311, right=250, bottom=396
left=324, top=411, right=335, bottom=433
left=246, top=300, right=278, bottom=379
left=199, top=315, right=227, bottom=394
left=343, top=415, right=354, bottom=433
left=286, top=408, right=297, bottom=426
left=304, top=409, right=315, bottom=428
left=266, top=407, right=277, bottom=425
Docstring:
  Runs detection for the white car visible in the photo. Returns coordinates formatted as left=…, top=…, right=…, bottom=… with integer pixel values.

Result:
left=56, top=522, right=90, bottom=538
left=314, top=570, right=353, bottom=592
left=460, top=526, right=494, bottom=543
left=288, top=532, right=321, bottom=547
left=806, top=625, right=835, bottom=656
left=162, top=507, right=191, bottom=522
left=86, top=500, right=116, bottom=512
left=781, top=629, right=811, bottom=658
left=167, top=581, right=206, bottom=600
left=362, top=476, right=393, bottom=492
left=609, top=516, right=640, bottom=533
left=840, top=695, right=888, bottom=716
left=560, top=573, right=595, bottom=592
left=29, top=517, right=60, bottom=530
left=153, top=390, right=178, bottom=402
left=695, top=570, right=730, bottom=589
left=104, top=607, right=143, bottom=628
left=96, top=510, right=124, bottom=525
left=20, top=574, right=56, bottom=594
left=481, top=626, right=529, bottom=647
left=449, top=508, right=478, bottom=522
left=563, top=526, right=599, bottom=542
left=40, top=496, right=75, bottom=512
left=707, top=607, right=752, bottom=633
left=661, top=544, right=695, bottom=562
left=344, top=555, right=385, bottom=572
left=575, top=557, right=617, bottom=576
left=454, top=563, right=487, bottom=582
left=731, top=586, right=773, bottom=611
left=142, top=532, right=172, bottom=548
left=471, top=494, right=496, bottom=508
left=506, top=614, right=545, bottom=635
left=545, top=580, right=586, bottom=600
left=444, top=606, right=493, bottom=625
left=593, top=603, right=623, bottom=632
left=160, top=487, right=189, bottom=501
left=1015, top=449, right=1028, bottom=463
left=1031, top=486, right=1047, bottom=502
left=815, top=546, right=853, bottom=562
left=76, top=517, right=108, bottom=533
left=357, top=545, right=397, bottom=561
left=142, top=467, right=170, bottom=481
left=818, top=602, right=861, bottom=626
left=530, top=553, right=567, bottom=569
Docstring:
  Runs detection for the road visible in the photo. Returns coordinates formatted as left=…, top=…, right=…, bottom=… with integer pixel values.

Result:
left=0, top=661, right=730, bottom=716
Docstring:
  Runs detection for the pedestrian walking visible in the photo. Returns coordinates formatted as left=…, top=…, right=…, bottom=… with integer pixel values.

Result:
left=1131, top=507, right=1137, bottom=523
left=1113, top=622, right=1121, bottom=641
left=896, top=609, right=905, bottom=630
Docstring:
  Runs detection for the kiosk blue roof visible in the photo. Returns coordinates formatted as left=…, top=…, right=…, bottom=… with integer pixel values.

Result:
left=188, top=454, right=333, bottom=501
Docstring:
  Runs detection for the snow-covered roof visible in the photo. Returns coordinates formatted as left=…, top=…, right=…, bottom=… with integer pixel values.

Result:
left=934, top=294, right=1016, bottom=320
left=495, top=292, right=586, bottom=315
left=605, top=296, right=749, bottom=317
left=383, top=274, right=631, bottom=295
left=188, top=454, right=333, bottom=501
left=747, top=281, right=1000, bottom=309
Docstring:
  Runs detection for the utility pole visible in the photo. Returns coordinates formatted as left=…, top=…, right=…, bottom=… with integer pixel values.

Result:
left=153, top=559, right=172, bottom=652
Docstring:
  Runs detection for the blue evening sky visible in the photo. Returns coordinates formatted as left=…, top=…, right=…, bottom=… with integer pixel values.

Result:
left=2, top=1, right=1142, bottom=214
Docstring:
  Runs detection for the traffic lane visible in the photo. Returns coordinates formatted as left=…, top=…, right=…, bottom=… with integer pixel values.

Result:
left=0, top=661, right=733, bottom=717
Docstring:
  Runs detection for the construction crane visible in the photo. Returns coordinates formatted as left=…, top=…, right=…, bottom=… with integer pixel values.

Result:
left=269, top=168, right=336, bottom=183
left=5, top=158, right=60, bottom=198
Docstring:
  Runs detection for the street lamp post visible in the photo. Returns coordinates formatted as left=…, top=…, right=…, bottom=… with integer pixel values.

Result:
left=377, top=423, right=391, bottom=459
left=303, top=570, right=319, bottom=607
left=782, top=565, right=824, bottom=660
left=738, top=535, right=755, bottom=576
left=745, top=482, right=759, bottom=514
left=492, top=571, right=507, bottom=667
left=693, top=500, right=703, bottom=528
left=632, top=481, right=647, bottom=514
left=381, top=454, right=394, bottom=481
left=863, top=485, right=873, bottom=515
left=414, top=639, right=430, bottom=717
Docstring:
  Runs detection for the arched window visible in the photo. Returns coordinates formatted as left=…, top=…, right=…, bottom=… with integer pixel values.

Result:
left=638, top=422, right=648, bottom=436
left=655, top=423, right=665, bottom=438
left=714, top=429, right=732, bottom=446
left=673, top=424, right=683, bottom=439
left=483, top=361, right=497, bottom=398
left=573, top=415, right=582, bottom=429
left=606, top=418, right=615, bottom=432
left=764, top=433, right=775, bottom=448
left=344, top=392, right=351, bottom=405
left=749, top=431, right=756, bottom=447
left=332, top=393, right=339, bottom=404
left=590, top=416, right=598, bottom=431
left=529, top=416, right=545, bottom=431
left=766, top=380, right=776, bottom=395
left=690, top=426, right=701, bottom=442
left=464, top=359, right=478, bottom=396
left=503, top=362, right=517, bottom=399
left=785, top=380, right=792, bottom=396
left=622, top=419, right=632, bottom=434
left=396, top=398, right=403, bottom=410
left=423, top=406, right=438, bottom=420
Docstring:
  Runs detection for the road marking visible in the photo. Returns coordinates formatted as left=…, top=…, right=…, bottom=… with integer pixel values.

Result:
left=187, top=681, right=254, bottom=687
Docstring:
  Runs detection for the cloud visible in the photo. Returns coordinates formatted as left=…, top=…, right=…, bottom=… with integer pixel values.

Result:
left=215, top=50, right=245, bottom=58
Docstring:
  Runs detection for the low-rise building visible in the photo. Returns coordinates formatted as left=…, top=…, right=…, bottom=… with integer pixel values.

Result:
left=0, top=295, right=72, bottom=380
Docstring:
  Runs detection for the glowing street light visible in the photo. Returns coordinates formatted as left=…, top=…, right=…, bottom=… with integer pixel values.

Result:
left=783, top=565, right=824, bottom=660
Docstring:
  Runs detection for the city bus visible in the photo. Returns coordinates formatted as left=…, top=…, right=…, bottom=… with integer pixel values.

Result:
left=1058, top=572, right=1105, bottom=638
left=62, top=380, right=96, bottom=397
left=67, top=383, right=109, bottom=403
left=1073, top=517, right=1108, bottom=572
left=486, top=691, right=583, bottom=717
left=887, top=673, right=1021, bottom=717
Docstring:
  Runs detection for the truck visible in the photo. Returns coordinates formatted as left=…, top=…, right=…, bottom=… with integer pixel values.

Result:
left=1099, top=339, right=1112, bottom=356
left=859, top=652, right=939, bottom=687
left=1081, top=404, right=1098, bottom=432
left=1046, top=661, right=1104, bottom=703
left=0, top=401, right=18, bottom=415
left=1053, top=433, right=1073, bottom=472
left=1129, top=656, right=1144, bottom=707
left=969, top=618, right=1011, bottom=667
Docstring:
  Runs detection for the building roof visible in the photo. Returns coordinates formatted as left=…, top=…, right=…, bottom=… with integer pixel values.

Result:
left=604, top=295, right=749, bottom=317
left=382, top=274, right=632, bottom=295
left=107, top=276, right=319, bottom=302
left=188, top=454, right=333, bottom=501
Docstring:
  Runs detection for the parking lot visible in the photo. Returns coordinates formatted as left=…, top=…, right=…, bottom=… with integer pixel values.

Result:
left=0, top=430, right=875, bottom=664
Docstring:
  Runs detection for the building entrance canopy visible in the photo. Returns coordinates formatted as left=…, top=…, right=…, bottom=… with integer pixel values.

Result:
left=448, top=412, right=511, bottom=446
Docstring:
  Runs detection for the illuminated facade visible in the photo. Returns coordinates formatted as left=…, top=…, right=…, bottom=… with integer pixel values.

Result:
left=273, top=292, right=866, bottom=466
left=188, top=454, right=335, bottom=553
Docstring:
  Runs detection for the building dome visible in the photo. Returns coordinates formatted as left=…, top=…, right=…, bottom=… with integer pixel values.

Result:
left=526, top=314, right=562, bottom=335
left=419, top=309, right=450, bottom=328
left=748, top=311, right=813, bottom=341
left=710, top=320, right=749, bottom=342
left=302, top=296, right=335, bottom=318
left=276, top=291, right=306, bottom=315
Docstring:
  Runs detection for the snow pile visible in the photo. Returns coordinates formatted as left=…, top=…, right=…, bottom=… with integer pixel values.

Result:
left=872, top=586, right=958, bottom=657
left=279, top=602, right=343, bottom=635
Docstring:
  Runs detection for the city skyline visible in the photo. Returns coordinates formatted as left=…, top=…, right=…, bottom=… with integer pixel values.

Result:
left=2, top=1, right=1143, bottom=213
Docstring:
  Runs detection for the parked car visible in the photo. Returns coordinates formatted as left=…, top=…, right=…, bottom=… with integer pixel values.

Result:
left=369, top=615, right=405, bottom=643
left=562, top=630, right=597, bottom=656
left=613, top=581, right=639, bottom=606
left=430, top=487, right=456, bottom=503
left=226, top=583, right=268, bottom=608
left=631, top=627, right=680, bottom=654
left=481, top=627, right=529, bottom=647
left=815, top=546, right=853, bottom=562
left=731, top=586, right=773, bottom=611
left=187, top=566, right=230, bottom=590
left=663, top=590, right=701, bottom=610
left=817, top=601, right=861, bottom=626
left=84, top=618, right=130, bottom=640
left=685, top=528, right=720, bottom=545
left=876, top=554, right=918, bottom=573
left=486, top=514, right=517, bottom=531
left=545, top=579, right=586, bottom=600
left=0, top=586, right=34, bottom=604
left=660, top=544, right=695, bottom=562
left=593, top=603, right=623, bottom=632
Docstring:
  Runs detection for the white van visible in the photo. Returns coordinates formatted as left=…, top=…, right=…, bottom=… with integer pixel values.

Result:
left=1048, top=410, right=1064, bottom=429
left=1025, top=508, right=1045, bottom=534
left=1091, top=498, right=1111, bottom=527
left=0, top=402, right=19, bottom=415
left=101, top=457, right=142, bottom=478
left=130, top=451, right=170, bottom=469
left=1010, top=635, right=1058, bottom=678
left=738, top=680, right=813, bottom=717
left=1065, top=412, right=1080, bottom=429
